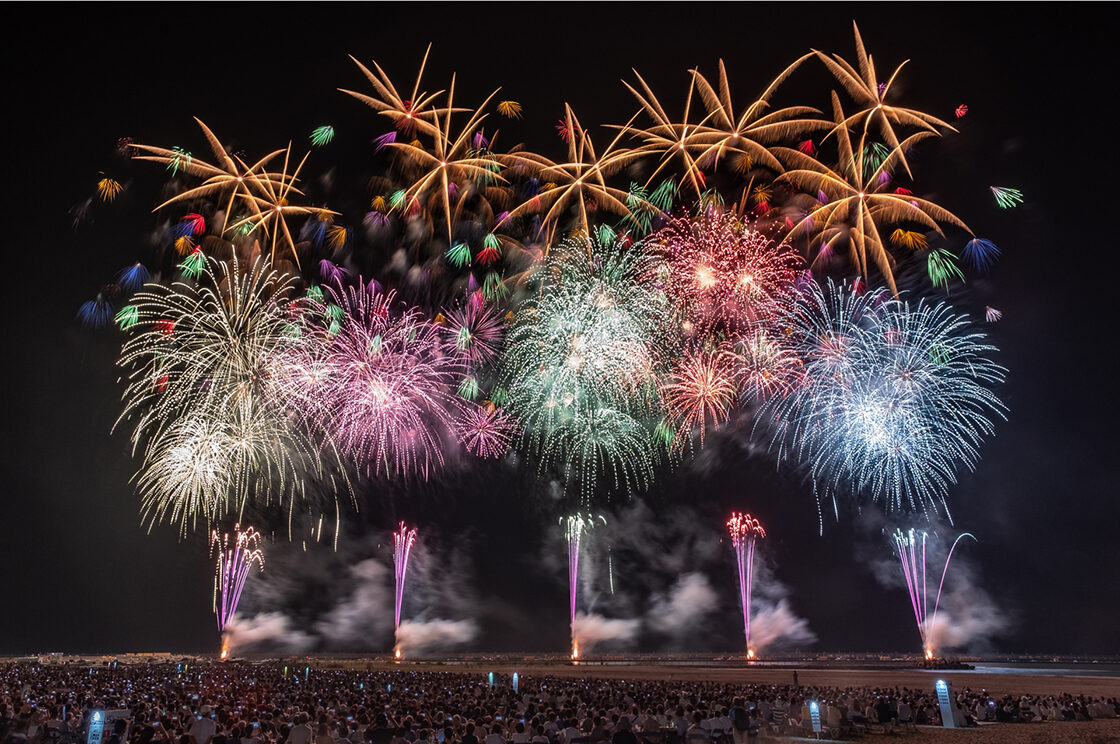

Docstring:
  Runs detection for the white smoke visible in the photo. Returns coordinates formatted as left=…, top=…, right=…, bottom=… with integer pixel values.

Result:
left=314, top=558, right=394, bottom=649
left=647, top=572, right=717, bottom=639
left=225, top=526, right=483, bottom=654
left=747, top=555, right=818, bottom=651
left=571, top=611, right=641, bottom=652
left=395, top=618, right=479, bottom=656
left=748, top=599, right=817, bottom=651
left=225, top=612, right=314, bottom=654
left=863, top=520, right=1011, bottom=654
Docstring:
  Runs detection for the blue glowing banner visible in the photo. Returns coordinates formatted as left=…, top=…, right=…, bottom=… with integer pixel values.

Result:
left=87, top=711, right=105, bottom=744
left=808, top=701, right=822, bottom=733
left=935, top=679, right=957, bottom=729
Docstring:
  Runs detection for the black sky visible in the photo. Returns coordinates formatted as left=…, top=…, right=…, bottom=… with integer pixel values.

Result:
left=2, top=3, right=1116, bottom=656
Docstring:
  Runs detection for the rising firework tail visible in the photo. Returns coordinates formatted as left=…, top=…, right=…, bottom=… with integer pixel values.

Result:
left=890, top=528, right=975, bottom=657
left=211, top=524, right=264, bottom=633
left=727, top=512, right=766, bottom=655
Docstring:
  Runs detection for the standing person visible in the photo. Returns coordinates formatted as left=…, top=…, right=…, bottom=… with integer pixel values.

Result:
left=727, top=700, right=751, bottom=744
left=484, top=724, right=506, bottom=744
left=609, top=718, right=636, bottom=744
left=190, top=708, right=217, bottom=744
left=288, top=715, right=313, bottom=744
left=792, top=672, right=798, bottom=688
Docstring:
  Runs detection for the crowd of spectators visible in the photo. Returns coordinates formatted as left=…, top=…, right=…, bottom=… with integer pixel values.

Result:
left=1, top=662, right=1116, bottom=744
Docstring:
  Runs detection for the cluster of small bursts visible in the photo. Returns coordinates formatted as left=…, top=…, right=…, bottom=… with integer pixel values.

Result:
left=78, top=24, right=1013, bottom=655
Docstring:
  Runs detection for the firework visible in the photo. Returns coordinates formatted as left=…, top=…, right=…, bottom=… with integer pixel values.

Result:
left=456, top=402, right=517, bottom=459
left=650, top=210, right=801, bottom=336
left=990, top=186, right=1023, bottom=209
left=927, top=248, right=965, bottom=290
left=281, top=281, right=464, bottom=479
left=891, top=528, right=975, bottom=657
left=734, top=328, right=803, bottom=400
left=97, top=177, right=123, bottom=202
left=77, top=291, right=115, bottom=329
left=211, top=524, right=265, bottom=633
left=502, top=235, right=674, bottom=500
left=761, top=279, right=1006, bottom=524
left=683, top=56, right=825, bottom=177
left=499, top=105, right=645, bottom=244
left=116, top=256, right=345, bottom=537
left=660, top=346, right=739, bottom=451
left=393, top=521, right=417, bottom=634
left=563, top=513, right=604, bottom=659
left=497, top=100, right=523, bottom=119
left=341, top=44, right=451, bottom=139
left=310, top=126, right=335, bottom=147
left=116, top=263, right=151, bottom=293
left=961, top=238, right=1001, bottom=273
left=955, top=104, right=968, bottom=119
left=776, top=104, right=970, bottom=298
left=814, top=22, right=958, bottom=180
left=727, top=512, right=766, bottom=655
left=985, top=306, right=1003, bottom=323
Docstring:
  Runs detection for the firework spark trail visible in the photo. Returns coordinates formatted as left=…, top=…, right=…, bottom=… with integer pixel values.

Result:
left=284, top=282, right=465, bottom=480
left=116, top=256, right=351, bottom=538
left=891, top=528, right=975, bottom=656
left=393, top=522, right=417, bottom=633
left=727, top=512, right=766, bottom=654
left=760, top=278, right=1007, bottom=527
left=563, top=513, right=604, bottom=658
left=649, top=210, right=801, bottom=337
left=503, top=235, right=674, bottom=500
left=211, top=525, right=265, bottom=633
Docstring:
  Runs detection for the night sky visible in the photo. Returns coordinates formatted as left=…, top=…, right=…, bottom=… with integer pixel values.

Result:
left=3, top=4, right=1116, bottom=656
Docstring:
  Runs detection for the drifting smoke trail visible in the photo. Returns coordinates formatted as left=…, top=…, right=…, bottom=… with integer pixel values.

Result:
left=727, top=512, right=766, bottom=655
left=393, top=522, right=417, bottom=656
left=891, top=528, right=975, bottom=657
left=211, top=525, right=264, bottom=633
left=570, top=611, right=641, bottom=654
left=224, top=612, right=314, bottom=654
left=648, top=572, right=718, bottom=641
left=395, top=618, right=478, bottom=656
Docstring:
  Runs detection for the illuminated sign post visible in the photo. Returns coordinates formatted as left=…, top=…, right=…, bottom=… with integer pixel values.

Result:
left=935, top=679, right=957, bottom=729
left=87, top=711, right=105, bottom=744
left=512, top=673, right=519, bottom=693
left=488, top=672, right=495, bottom=689
left=808, top=701, right=822, bottom=734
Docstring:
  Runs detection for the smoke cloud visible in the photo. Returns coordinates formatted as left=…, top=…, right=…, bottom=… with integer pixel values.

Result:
left=225, top=612, right=314, bottom=654
left=571, top=611, right=641, bottom=652
left=396, top=618, right=479, bottom=656
left=748, top=599, right=817, bottom=651
left=647, top=572, right=718, bottom=640
left=862, top=517, right=1011, bottom=653
left=314, top=558, right=394, bottom=650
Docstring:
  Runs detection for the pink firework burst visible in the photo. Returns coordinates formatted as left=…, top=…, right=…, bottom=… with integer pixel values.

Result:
left=727, top=512, right=766, bottom=653
left=293, top=283, right=465, bottom=479
left=660, top=346, right=739, bottom=451
left=441, top=300, right=506, bottom=367
left=735, top=329, right=803, bottom=400
left=652, top=210, right=801, bottom=336
left=456, top=402, right=517, bottom=459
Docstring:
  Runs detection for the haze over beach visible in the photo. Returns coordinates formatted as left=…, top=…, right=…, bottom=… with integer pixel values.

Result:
left=2, top=3, right=1118, bottom=744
